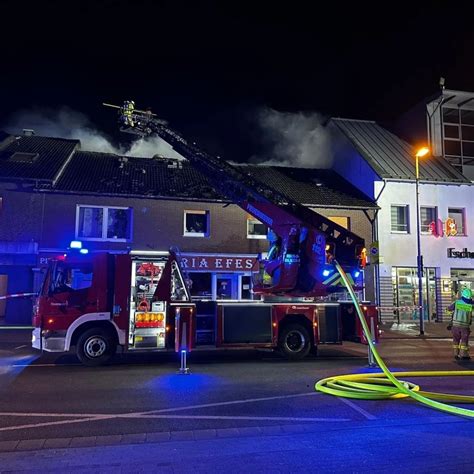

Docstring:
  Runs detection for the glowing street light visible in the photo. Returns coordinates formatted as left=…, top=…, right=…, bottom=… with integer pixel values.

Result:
left=415, top=146, right=430, bottom=335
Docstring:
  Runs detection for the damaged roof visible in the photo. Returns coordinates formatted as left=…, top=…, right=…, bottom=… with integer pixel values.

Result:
left=55, top=151, right=223, bottom=200
left=331, top=118, right=470, bottom=183
left=239, top=165, right=377, bottom=209
left=0, top=134, right=79, bottom=182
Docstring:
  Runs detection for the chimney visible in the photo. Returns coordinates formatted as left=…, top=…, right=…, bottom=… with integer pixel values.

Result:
left=23, top=129, right=35, bottom=136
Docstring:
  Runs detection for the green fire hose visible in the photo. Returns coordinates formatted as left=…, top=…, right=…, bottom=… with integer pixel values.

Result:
left=315, top=261, right=474, bottom=418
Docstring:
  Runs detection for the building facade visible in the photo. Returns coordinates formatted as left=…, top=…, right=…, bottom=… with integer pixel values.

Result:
left=0, top=132, right=377, bottom=325
left=330, top=117, right=473, bottom=322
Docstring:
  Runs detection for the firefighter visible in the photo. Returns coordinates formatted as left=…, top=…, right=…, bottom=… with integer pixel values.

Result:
left=122, top=100, right=135, bottom=127
left=447, top=287, right=473, bottom=360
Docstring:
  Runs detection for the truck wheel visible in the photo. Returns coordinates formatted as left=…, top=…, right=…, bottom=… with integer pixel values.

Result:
left=278, top=324, right=311, bottom=360
left=76, top=328, right=116, bottom=366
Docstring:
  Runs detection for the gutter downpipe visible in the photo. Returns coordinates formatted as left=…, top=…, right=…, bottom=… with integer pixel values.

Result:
left=373, top=180, right=387, bottom=322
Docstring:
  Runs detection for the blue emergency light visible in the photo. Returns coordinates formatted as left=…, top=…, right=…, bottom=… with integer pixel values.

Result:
left=70, top=240, right=82, bottom=249
left=322, top=269, right=331, bottom=277
left=79, top=248, right=89, bottom=254
left=354, top=270, right=361, bottom=278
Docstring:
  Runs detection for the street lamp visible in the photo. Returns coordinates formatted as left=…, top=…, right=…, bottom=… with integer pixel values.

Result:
left=415, top=146, right=430, bottom=336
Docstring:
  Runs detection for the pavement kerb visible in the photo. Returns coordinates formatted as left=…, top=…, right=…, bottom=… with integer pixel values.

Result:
left=0, top=415, right=467, bottom=454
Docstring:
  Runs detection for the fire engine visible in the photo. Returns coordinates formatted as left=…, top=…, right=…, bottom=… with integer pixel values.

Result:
left=31, top=102, right=378, bottom=365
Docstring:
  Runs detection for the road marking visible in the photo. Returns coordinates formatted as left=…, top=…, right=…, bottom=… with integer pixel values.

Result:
left=0, top=392, right=351, bottom=432
left=0, top=413, right=350, bottom=432
left=0, top=393, right=323, bottom=419
left=337, top=397, right=377, bottom=420
left=143, top=392, right=322, bottom=414
left=121, top=414, right=351, bottom=422
left=12, top=363, right=82, bottom=367
left=14, top=345, right=28, bottom=350
left=0, top=415, right=115, bottom=432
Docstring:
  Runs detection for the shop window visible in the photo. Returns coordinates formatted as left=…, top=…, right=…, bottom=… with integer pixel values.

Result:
left=448, top=208, right=466, bottom=235
left=391, top=205, right=409, bottom=233
left=184, top=210, right=209, bottom=237
left=76, top=205, right=132, bottom=241
left=420, top=206, right=437, bottom=234
left=328, top=216, right=350, bottom=230
left=188, top=272, right=212, bottom=298
left=247, top=218, right=267, bottom=239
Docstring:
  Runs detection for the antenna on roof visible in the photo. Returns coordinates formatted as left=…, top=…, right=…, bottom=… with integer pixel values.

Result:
left=439, top=77, right=445, bottom=90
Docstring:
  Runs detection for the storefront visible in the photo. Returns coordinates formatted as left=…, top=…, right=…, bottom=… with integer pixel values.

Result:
left=391, top=267, right=437, bottom=322
left=180, top=253, right=259, bottom=301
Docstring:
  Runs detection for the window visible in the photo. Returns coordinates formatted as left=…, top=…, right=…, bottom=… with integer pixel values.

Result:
left=76, top=205, right=132, bottom=241
left=184, top=210, right=209, bottom=237
left=448, top=208, right=466, bottom=236
left=49, top=262, right=93, bottom=294
left=328, top=216, right=350, bottom=230
left=420, top=206, right=437, bottom=234
left=391, top=205, right=409, bottom=233
left=188, top=272, right=212, bottom=298
left=247, top=217, right=267, bottom=239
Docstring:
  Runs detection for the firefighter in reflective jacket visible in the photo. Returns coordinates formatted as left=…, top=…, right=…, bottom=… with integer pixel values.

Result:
left=447, top=287, right=473, bottom=360
left=122, top=100, right=135, bottom=127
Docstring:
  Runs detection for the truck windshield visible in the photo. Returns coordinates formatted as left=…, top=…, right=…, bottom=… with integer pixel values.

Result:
left=47, top=261, right=93, bottom=295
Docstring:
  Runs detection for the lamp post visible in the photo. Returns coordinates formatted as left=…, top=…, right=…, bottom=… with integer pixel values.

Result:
left=415, top=146, right=430, bottom=336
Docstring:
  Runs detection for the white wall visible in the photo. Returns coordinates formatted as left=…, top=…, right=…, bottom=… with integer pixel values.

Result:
left=375, top=180, right=474, bottom=279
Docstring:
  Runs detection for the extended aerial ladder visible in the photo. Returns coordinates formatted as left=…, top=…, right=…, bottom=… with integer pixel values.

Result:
left=103, top=101, right=367, bottom=297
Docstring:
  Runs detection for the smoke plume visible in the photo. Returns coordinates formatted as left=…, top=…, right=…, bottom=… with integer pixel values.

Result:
left=254, top=107, right=335, bottom=168
left=4, top=107, right=184, bottom=160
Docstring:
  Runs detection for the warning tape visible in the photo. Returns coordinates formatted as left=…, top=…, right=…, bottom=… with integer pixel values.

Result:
left=376, top=306, right=421, bottom=311
left=0, top=293, right=36, bottom=301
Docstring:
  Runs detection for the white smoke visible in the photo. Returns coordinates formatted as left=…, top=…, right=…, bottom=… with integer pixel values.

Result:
left=4, top=107, right=185, bottom=160
left=255, top=107, right=335, bottom=168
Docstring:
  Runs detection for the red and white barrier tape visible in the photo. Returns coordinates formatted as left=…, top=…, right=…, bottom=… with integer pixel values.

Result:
left=0, top=293, right=36, bottom=301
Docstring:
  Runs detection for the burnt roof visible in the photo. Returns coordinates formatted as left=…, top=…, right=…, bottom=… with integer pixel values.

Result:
left=55, top=151, right=223, bottom=200
left=239, top=165, right=377, bottom=209
left=0, top=135, right=79, bottom=182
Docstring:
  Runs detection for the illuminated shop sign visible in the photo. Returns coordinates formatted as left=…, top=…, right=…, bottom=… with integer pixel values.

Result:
left=180, top=255, right=259, bottom=271
left=428, top=219, right=457, bottom=237
left=447, top=248, right=474, bottom=259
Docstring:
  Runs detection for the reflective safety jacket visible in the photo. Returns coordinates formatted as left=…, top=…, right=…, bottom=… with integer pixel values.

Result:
left=452, top=299, right=473, bottom=328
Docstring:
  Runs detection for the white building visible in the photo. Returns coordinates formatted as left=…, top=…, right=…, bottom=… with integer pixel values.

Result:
left=329, top=117, right=473, bottom=322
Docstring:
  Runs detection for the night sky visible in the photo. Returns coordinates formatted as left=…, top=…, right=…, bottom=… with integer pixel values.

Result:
left=1, top=1, right=473, bottom=162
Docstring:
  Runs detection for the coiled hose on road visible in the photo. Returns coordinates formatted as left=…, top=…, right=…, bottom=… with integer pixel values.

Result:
left=315, top=261, right=474, bottom=418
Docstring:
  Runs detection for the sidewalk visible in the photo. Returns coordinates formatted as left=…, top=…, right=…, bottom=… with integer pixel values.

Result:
left=380, top=321, right=450, bottom=339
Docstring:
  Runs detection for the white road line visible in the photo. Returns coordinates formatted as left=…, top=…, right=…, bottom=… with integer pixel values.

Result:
left=0, top=415, right=114, bottom=432
left=142, top=392, right=322, bottom=415
left=14, top=345, right=28, bottom=350
left=0, top=413, right=350, bottom=432
left=12, top=363, right=82, bottom=367
left=0, top=392, right=323, bottom=420
left=121, top=414, right=351, bottom=422
left=337, top=397, right=377, bottom=420
left=0, top=391, right=350, bottom=432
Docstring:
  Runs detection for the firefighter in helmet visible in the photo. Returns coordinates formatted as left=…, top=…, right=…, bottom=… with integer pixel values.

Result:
left=122, top=100, right=135, bottom=127
left=447, top=287, right=473, bottom=360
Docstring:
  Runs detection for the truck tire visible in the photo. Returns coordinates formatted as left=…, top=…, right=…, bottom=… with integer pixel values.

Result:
left=76, top=328, right=116, bottom=366
left=278, top=323, right=311, bottom=360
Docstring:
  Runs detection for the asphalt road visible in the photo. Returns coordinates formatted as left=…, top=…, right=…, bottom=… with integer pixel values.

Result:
left=0, top=329, right=473, bottom=473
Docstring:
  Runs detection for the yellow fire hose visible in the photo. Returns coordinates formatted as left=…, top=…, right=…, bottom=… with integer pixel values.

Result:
left=315, top=261, right=474, bottom=418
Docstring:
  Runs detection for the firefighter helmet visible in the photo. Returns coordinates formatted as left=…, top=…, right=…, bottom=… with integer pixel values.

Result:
left=461, top=287, right=472, bottom=300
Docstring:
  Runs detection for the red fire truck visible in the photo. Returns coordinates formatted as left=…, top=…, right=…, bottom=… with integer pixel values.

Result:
left=32, top=103, right=379, bottom=365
